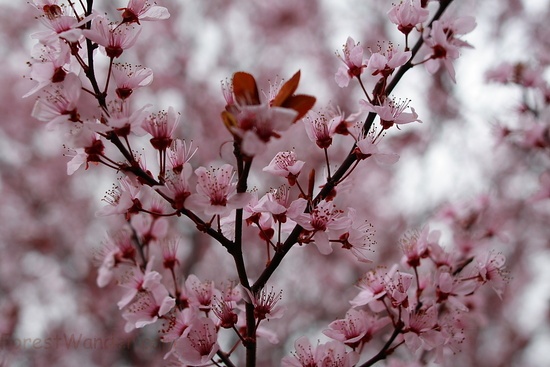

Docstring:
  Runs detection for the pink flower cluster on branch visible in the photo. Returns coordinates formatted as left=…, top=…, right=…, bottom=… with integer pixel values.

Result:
left=23, top=0, right=506, bottom=366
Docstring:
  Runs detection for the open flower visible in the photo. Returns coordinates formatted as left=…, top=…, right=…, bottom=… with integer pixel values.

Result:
left=335, top=37, right=367, bottom=87
left=185, top=164, right=252, bottom=217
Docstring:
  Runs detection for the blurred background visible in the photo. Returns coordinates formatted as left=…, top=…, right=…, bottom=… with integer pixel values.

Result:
left=1, top=0, right=549, bottom=366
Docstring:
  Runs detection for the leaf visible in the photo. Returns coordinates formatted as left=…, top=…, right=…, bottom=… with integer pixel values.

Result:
left=232, top=72, right=260, bottom=105
left=272, top=70, right=301, bottom=107
left=282, top=94, right=316, bottom=122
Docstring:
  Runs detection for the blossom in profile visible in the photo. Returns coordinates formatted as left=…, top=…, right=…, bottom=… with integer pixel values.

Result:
left=263, top=151, right=305, bottom=185
left=112, top=63, right=153, bottom=99
left=388, top=0, right=429, bottom=36
left=83, top=16, right=141, bottom=58
left=360, top=97, right=421, bottom=130
left=117, top=0, right=170, bottom=25
left=335, top=36, right=367, bottom=87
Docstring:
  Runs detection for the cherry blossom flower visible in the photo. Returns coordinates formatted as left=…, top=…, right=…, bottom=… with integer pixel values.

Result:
left=159, top=308, right=197, bottom=344
left=23, top=43, right=72, bottom=97
left=323, top=308, right=390, bottom=348
left=350, top=267, right=396, bottom=308
left=83, top=16, right=141, bottom=58
left=221, top=71, right=315, bottom=155
left=402, top=304, right=445, bottom=354
left=360, top=97, right=421, bottom=130
left=96, top=230, right=136, bottom=287
left=185, top=164, right=252, bottom=217
left=112, top=63, right=153, bottom=99
left=31, top=72, right=81, bottom=130
left=367, top=45, right=411, bottom=80
left=387, top=0, right=429, bottom=36
left=173, top=317, right=219, bottom=366
left=117, top=0, right=170, bottom=25
left=256, top=186, right=298, bottom=224
left=167, top=139, right=197, bottom=175
left=161, top=168, right=192, bottom=211
left=106, top=99, right=149, bottom=137
left=335, top=208, right=376, bottom=262
left=303, top=109, right=345, bottom=149
left=120, top=266, right=175, bottom=331
left=243, top=286, right=285, bottom=321
left=435, top=270, right=476, bottom=311
left=291, top=199, right=352, bottom=254
left=282, top=337, right=359, bottom=367
left=236, top=103, right=298, bottom=156
left=335, top=36, right=367, bottom=87
left=142, top=107, right=180, bottom=151
left=262, top=151, right=305, bottom=185
left=281, top=336, right=323, bottom=367
left=32, top=8, right=87, bottom=44
left=473, top=251, right=507, bottom=298
left=97, top=176, right=142, bottom=219
left=423, top=20, right=465, bottom=83
left=385, top=270, right=414, bottom=308
left=184, top=274, right=221, bottom=312
left=399, top=227, right=438, bottom=268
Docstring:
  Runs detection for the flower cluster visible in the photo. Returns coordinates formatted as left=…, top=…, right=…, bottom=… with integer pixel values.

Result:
left=23, top=0, right=505, bottom=366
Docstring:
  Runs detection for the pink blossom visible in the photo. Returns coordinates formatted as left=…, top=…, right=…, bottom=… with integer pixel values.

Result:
left=112, top=63, right=153, bottom=100
left=303, top=109, right=345, bottom=149
left=233, top=103, right=298, bottom=156
left=435, top=271, right=477, bottom=311
left=120, top=264, right=175, bottom=331
left=184, top=274, right=221, bottom=312
left=173, top=317, right=219, bottom=365
left=96, top=176, right=142, bottom=218
left=423, top=21, right=462, bottom=83
left=335, top=208, right=376, bottom=263
left=256, top=186, right=295, bottom=224
left=367, top=46, right=411, bottom=79
left=262, top=151, right=305, bottom=185
left=23, top=43, right=72, bottom=97
left=106, top=99, right=149, bottom=137
left=96, top=230, right=136, bottom=287
left=83, top=16, right=141, bottom=58
left=185, top=164, right=252, bottom=217
left=350, top=267, right=395, bottom=307
left=387, top=0, right=429, bottom=35
left=243, top=286, right=286, bottom=321
left=402, top=304, right=445, bottom=354
left=473, top=251, right=507, bottom=298
left=161, top=168, right=192, bottom=211
left=118, top=0, right=170, bottom=25
left=335, top=37, right=367, bottom=87
left=291, top=199, right=352, bottom=255
left=354, top=135, right=400, bottom=164
left=142, top=107, right=180, bottom=151
left=167, top=139, right=197, bottom=175
left=323, top=308, right=389, bottom=348
left=385, top=270, right=414, bottom=307
left=32, top=11, right=85, bottom=44
left=282, top=337, right=358, bottom=367
left=31, top=72, right=81, bottom=130
left=159, top=308, right=197, bottom=344
left=360, top=97, right=421, bottom=130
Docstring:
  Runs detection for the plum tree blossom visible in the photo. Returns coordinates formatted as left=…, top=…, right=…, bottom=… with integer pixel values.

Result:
left=8, top=0, right=537, bottom=365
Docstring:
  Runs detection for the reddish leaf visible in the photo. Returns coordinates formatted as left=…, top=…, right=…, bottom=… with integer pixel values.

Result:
left=282, top=94, right=316, bottom=122
left=232, top=72, right=260, bottom=105
left=272, top=70, right=301, bottom=107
